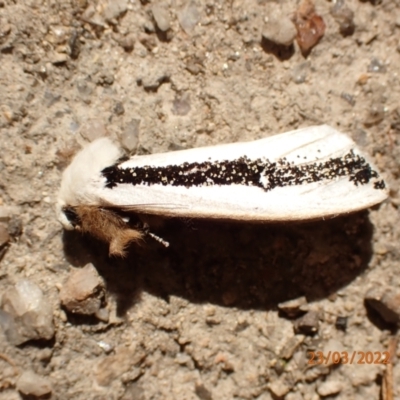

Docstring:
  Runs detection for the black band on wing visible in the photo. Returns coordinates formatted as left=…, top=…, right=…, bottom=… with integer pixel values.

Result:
left=101, top=151, right=385, bottom=192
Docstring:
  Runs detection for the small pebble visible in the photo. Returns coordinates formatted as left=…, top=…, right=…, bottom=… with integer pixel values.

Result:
left=143, top=18, right=156, bottom=34
left=95, top=307, right=110, bottom=322
left=262, top=14, right=297, bottom=46
left=118, top=33, right=135, bottom=52
left=119, top=119, right=140, bottom=152
left=273, top=358, right=286, bottom=375
left=76, top=78, right=94, bottom=99
left=278, top=296, right=308, bottom=318
left=291, top=62, right=310, bottom=84
left=317, top=379, right=343, bottom=397
left=59, top=263, right=105, bottom=316
left=172, top=93, right=191, bottom=116
left=1, top=104, right=14, bottom=123
left=185, top=55, right=204, bottom=75
left=139, top=70, right=170, bottom=91
left=178, top=0, right=201, bottom=34
left=1, top=280, right=55, bottom=345
left=293, top=311, right=319, bottom=335
left=293, top=0, right=326, bottom=54
left=175, top=353, right=191, bottom=365
left=103, top=0, right=128, bottom=22
left=37, top=348, right=53, bottom=362
left=268, top=378, right=291, bottom=397
left=340, top=92, right=355, bottom=106
left=331, top=0, right=355, bottom=36
left=113, top=101, right=125, bottom=116
left=81, top=4, right=96, bottom=22
left=357, top=73, right=370, bottom=85
left=335, top=316, right=348, bottom=331
left=80, top=119, right=108, bottom=142
left=17, top=370, right=52, bottom=397
left=364, top=103, right=385, bottom=127
left=304, top=364, right=330, bottom=381
left=97, top=340, right=114, bottom=354
left=95, top=71, right=115, bottom=86
left=51, top=52, right=69, bottom=65
left=152, top=4, right=171, bottom=32
left=352, top=128, right=368, bottom=147
left=367, top=57, right=387, bottom=73
left=48, top=25, right=68, bottom=45
left=69, top=30, right=81, bottom=59
left=139, top=34, right=157, bottom=52
left=195, top=383, right=212, bottom=400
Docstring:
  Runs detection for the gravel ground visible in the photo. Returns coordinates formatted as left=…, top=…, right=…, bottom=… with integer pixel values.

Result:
left=0, top=0, right=399, bottom=399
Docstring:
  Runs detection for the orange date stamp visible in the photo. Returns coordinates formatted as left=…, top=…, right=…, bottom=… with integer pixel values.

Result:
left=307, top=351, right=391, bottom=365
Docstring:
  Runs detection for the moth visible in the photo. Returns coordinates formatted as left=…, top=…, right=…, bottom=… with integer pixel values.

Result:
left=57, top=125, right=388, bottom=256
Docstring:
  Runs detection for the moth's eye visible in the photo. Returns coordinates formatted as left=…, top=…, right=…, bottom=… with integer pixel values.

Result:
left=63, top=207, right=80, bottom=228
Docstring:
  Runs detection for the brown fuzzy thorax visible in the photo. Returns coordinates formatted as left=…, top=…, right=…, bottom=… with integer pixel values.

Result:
left=72, top=205, right=143, bottom=257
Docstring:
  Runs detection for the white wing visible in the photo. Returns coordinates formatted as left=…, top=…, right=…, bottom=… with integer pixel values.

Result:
left=75, top=125, right=388, bottom=222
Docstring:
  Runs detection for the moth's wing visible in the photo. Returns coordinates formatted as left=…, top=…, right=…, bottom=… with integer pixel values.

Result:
left=94, top=125, right=388, bottom=222
left=96, top=181, right=387, bottom=222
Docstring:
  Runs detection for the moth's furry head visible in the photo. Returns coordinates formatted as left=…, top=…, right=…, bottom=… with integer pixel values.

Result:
left=57, top=137, right=123, bottom=229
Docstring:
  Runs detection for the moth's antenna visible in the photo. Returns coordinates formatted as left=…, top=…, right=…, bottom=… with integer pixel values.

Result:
left=147, top=232, right=170, bottom=248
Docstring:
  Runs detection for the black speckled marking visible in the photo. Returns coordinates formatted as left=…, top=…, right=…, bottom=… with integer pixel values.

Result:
left=102, top=151, right=385, bottom=191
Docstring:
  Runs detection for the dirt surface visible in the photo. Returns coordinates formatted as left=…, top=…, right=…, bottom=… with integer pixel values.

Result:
left=0, top=0, right=400, bottom=399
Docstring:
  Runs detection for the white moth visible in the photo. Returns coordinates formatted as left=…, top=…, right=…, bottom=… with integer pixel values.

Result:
left=57, top=125, right=388, bottom=256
